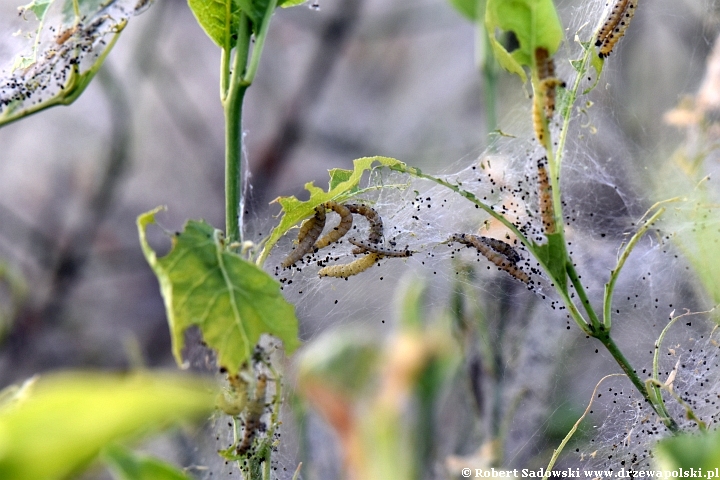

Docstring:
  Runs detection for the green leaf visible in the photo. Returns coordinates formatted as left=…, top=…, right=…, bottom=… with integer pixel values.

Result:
left=187, top=0, right=238, bottom=47
left=104, top=444, right=193, bottom=480
left=655, top=430, right=720, bottom=470
left=448, top=0, right=481, bottom=21
left=258, top=156, right=405, bottom=265
left=138, top=208, right=300, bottom=373
left=533, top=232, right=566, bottom=291
left=18, top=0, right=53, bottom=20
left=0, top=372, right=214, bottom=480
left=485, top=0, right=563, bottom=81
left=278, top=0, right=306, bottom=6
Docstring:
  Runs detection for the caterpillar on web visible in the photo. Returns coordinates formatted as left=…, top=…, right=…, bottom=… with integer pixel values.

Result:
left=345, top=203, right=383, bottom=244
left=236, top=373, right=267, bottom=456
left=534, top=47, right=566, bottom=122
left=449, top=233, right=530, bottom=284
left=537, top=157, right=557, bottom=235
left=280, top=205, right=327, bottom=268
left=318, top=252, right=382, bottom=279
left=596, top=0, right=637, bottom=58
left=348, top=237, right=412, bottom=257
left=479, top=236, right=522, bottom=264
left=314, top=201, right=353, bottom=249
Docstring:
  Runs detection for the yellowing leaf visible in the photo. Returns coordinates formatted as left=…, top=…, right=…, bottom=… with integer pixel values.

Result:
left=0, top=372, right=214, bottom=480
left=138, top=208, right=300, bottom=373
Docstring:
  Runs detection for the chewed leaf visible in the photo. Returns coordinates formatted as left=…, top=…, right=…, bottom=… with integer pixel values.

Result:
left=0, top=371, right=214, bottom=480
left=485, top=0, right=563, bottom=81
left=138, top=207, right=300, bottom=373
left=187, top=0, right=238, bottom=47
left=258, top=156, right=404, bottom=265
left=18, top=0, right=53, bottom=20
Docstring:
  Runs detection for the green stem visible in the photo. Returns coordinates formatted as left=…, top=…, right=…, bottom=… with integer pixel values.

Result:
left=596, top=332, right=679, bottom=432
left=566, top=262, right=602, bottom=331
left=243, top=0, right=278, bottom=85
left=224, top=14, right=252, bottom=243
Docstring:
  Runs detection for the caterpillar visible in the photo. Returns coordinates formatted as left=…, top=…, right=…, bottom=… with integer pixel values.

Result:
left=449, top=233, right=530, bottom=284
left=236, top=373, right=267, bottom=456
left=479, top=237, right=522, bottom=264
left=348, top=237, right=412, bottom=257
left=56, top=25, right=79, bottom=45
left=280, top=205, right=327, bottom=268
left=537, top=157, right=556, bottom=234
left=532, top=95, right=546, bottom=145
left=314, top=201, right=353, bottom=249
left=534, top=47, right=565, bottom=120
left=596, top=0, right=637, bottom=58
left=345, top=203, right=383, bottom=244
left=318, top=253, right=382, bottom=279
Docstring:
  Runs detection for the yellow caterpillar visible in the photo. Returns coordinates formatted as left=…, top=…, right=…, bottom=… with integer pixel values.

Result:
left=318, top=253, right=382, bottom=279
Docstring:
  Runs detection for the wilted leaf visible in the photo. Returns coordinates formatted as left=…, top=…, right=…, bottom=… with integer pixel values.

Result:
left=0, top=372, right=214, bottom=480
left=138, top=208, right=300, bottom=373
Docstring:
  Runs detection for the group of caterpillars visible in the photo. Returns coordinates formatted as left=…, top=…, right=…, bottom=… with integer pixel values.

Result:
left=531, top=0, right=638, bottom=144
left=281, top=201, right=411, bottom=279
left=596, top=0, right=637, bottom=59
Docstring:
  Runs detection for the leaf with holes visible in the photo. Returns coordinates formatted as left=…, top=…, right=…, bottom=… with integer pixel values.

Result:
left=138, top=208, right=300, bottom=373
left=485, top=0, right=563, bottom=82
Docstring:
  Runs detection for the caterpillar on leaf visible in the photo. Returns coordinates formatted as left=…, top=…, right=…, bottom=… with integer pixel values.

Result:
left=449, top=233, right=529, bottom=284
left=280, top=205, right=327, bottom=268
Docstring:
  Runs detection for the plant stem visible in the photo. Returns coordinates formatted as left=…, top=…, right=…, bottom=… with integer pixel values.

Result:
left=224, top=14, right=252, bottom=243
left=596, top=332, right=679, bottom=432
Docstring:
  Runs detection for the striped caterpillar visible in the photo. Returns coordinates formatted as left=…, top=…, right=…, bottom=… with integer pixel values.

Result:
left=479, top=236, right=522, bottom=264
left=318, top=252, right=382, bottom=279
left=345, top=203, right=383, bottom=244
left=236, top=373, right=267, bottom=456
left=314, top=201, right=353, bottom=249
left=535, top=48, right=565, bottom=119
left=449, top=233, right=530, bottom=284
left=537, top=157, right=556, bottom=234
left=596, top=0, right=637, bottom=58
left=348, top=237, right=412, bottom=257
left=280, top=205, right=327, bottom=268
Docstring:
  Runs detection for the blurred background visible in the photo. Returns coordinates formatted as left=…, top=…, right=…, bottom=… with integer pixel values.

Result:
left=1, top=0, right=720, bottom=477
